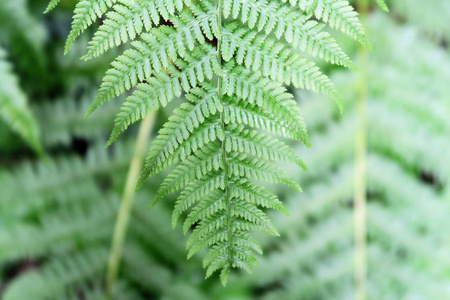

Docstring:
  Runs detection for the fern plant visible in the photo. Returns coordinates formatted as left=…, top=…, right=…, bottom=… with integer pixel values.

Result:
left=44, top=0, right=382, bottom=283
left=2, top=1, right=450, bottom=299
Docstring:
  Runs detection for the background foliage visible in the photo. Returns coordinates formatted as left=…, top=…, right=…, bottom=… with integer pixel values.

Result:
left=0, top=0, right=449, bottom=299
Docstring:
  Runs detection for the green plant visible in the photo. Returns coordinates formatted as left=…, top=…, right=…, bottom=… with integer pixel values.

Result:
left=1, top=1, right=449, bottom=298
left=43, top=0, right=384, bottom=284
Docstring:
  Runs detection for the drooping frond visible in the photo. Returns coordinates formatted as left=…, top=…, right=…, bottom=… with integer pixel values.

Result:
left=0, top=47, right=42, bottom=153
left=45, top=0, right=370, bottom=284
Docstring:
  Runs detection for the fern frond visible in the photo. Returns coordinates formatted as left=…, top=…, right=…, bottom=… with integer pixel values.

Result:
left=182, top=189, right=226, bottom=234
left=145, top=119, right=222, bottom=180
left=44, top=0, right=61, bottom=13
left=229, top=179, right=289, bottom=216
left=107, top=45, right=219, bottom=145
left=223, top=97, right=301, bottom=140
left=154, top=143, right=222, bottom=203
left=171, top=3, right=220, bottom=46
left=284, top=0, right=372, bottom=48
left=139, top=87, right=222, bottom=182
left=2, top=247, right=109, bottom=300
left=46, top=0, right=371, bottom=284
left=227, top=154, right=302, bottom=191
left=0, top=195, right=117, bottom=261
left=186, top=206, right=279, bottom=256
left=65, top=0, right=117, bottom=54
left=172, top=172, right=225, bottom=228
left=225, top=125, right=307, bottom=169
left=0, top=47, right=42, bottom=153
left=83, top=0, right=183, bottom=60
left=35, top=91, right=122, bottom=147
left=224, top=66, right=312, bottom=144
left=87, top=15, right=221, bottom=116
left=222, top=0, right=357, bottom=69
left=0, top=141, right=133, bottom=221
left=86, top=25, right=188, bottom=115
left=221, top=22, right=339, bottom=98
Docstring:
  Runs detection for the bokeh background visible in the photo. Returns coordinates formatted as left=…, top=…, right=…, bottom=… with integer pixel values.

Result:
left=0, top=0, right=449, bottom=299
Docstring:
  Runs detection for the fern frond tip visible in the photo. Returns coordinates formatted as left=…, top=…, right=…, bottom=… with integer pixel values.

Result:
left=44, top=0, right=60, bottom=13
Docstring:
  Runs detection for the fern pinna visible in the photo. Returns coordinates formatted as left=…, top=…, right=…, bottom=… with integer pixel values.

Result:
left=46, top=0, right=372, bottom=284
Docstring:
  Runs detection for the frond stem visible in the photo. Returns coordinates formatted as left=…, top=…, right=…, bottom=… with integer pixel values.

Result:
left=217, top=0, right=233, bottom=274
left=105, top=113, right=155, bottom=299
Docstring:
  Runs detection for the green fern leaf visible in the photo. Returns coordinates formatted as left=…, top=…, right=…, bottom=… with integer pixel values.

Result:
left=223, top=97, right=301, bottom=140
left=46, top=0, right=371, bottom=284
left=65, top=0, right=117, bottom=54
left=0, top=48, right=43, bottom=154
left=44, top=0, right=61, bottom=13
left=222, top=22, right=339, bottom=98
left=225, top=124, right=307, bottom=169
left=223, top=67, right=313, bottom=145
left=227, top=153, right=303, bottom=191
left=107, top=46, right=219, bottom=145
left=222, top=0, right=357, bottom=69
left=285, top=0, right=372, bottom=49
left=154, top=143, right=222, bottom=203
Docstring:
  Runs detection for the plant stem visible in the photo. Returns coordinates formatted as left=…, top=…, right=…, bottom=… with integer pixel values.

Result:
left=216, top=0, right=232, bottom=278
left=354, top=1, right=369, bottom=300
left=105, top=113, right=155, bottom=299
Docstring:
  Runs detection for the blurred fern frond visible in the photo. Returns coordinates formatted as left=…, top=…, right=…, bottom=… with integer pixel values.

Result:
left=0, top=140, right=134, bottom=223
left=34, top=91, right=122, bottom=147
left=0, top=0, right=46, bottom=57
left=387, top=0, right=450, bottom=41
left=0, top=48, right=42, bottom=153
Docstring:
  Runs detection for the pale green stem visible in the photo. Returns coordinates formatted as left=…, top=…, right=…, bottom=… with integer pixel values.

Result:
left=354, top=0, right=369, bottom=300
left=216, top=0, right=233, bottom=275
left=105, top=113, right=155, bottom=299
